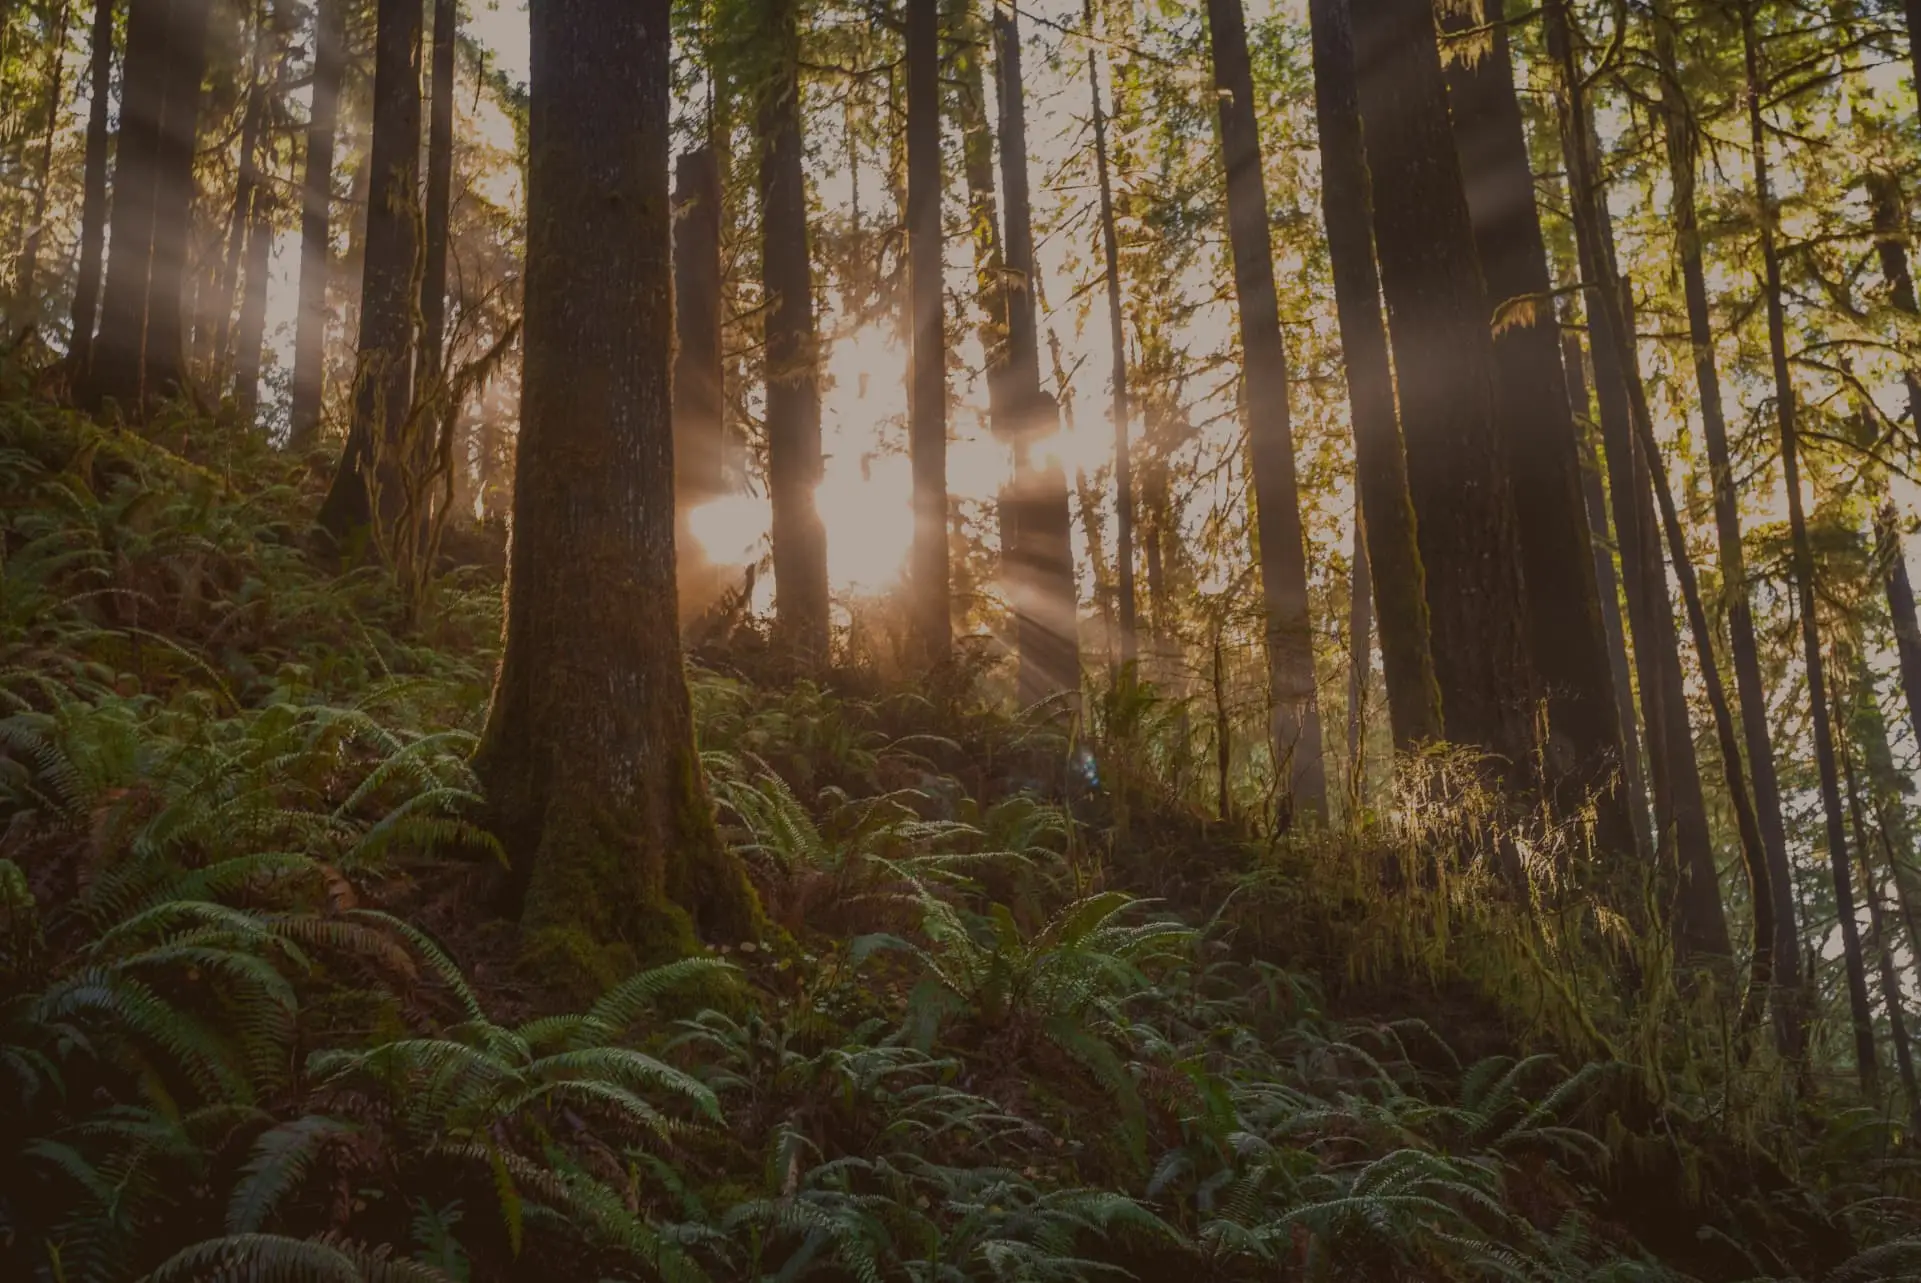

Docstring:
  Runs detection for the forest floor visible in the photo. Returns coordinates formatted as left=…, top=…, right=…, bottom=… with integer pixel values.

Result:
left=2, top=375, right=1918, bottom=1281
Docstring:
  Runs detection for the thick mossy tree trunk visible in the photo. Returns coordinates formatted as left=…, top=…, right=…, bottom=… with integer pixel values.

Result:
left=1652, top=0, right=1801, bottom=1042
left=1308, top=0, right=1437, bottom=751
left=759, top=0, right=831, bottom=665
left=994, top=3, right=1079, bottom=706
left=906, top=0, right=950, bottom=666
left=85, top=0, right=212, bottom=414
left=1440, top=0, right=1634, bottom=860
left=1739, top=0, right=1876, bottom=1092
left=673, top=145, right=725, bottom=510
left=1561, top=331, right=1654, bottom=862
left=1206, top=0, right=1325, bottom=822
left=1868, top=178, right=1921, bottom=759
left=289, top=0, right=343, bottom=450
left=1547, top=3, right=1728, bottom=962
left=66, top=0, right=115, bottom=374
left=475, top=0, right=762, bottom=983
left=318, top=0, right=422, bottom=544
left=1351, top=0, right=1539, bottom=788
left=1086, top=0, right=1135, bottom=669
left=419, top=0, right=457, bottom=383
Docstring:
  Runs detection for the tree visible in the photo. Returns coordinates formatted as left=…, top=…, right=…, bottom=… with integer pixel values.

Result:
left=232, top=188, right=274, bottom=428
left=1351, top=0, right=1538, bottom=791
left=1561, top=330, right=1653, bottom=861
left=203, top=4, right=271, bottom=375
left=474, top=0, right=761, bottom=976
left=1738, top=0, right=1875, bottom=1090
left=318, top=0, right=423, bottom=543
left=674, top=145, right=725, bottom=514
left=1306, top=0, right=1438, bottom=751
left=1440, top=0, right=1634, bottom=859
left=84, top=0, right=214, bottom=413
left=289, top=0, right=344, bottom=450
left=13, top=0, right=71, bottom=334
left=758, top=0, right=831, bottom=664
left=66, top=0, right=115, bottom=374
left=906, top=0, right=949, bottom=665
left=1546, top=1, right=1728, bottom=961
left=1085, top=0, right=1134, bottom=669
left=1650, top=0, right=1801, bottom=1039
left=420, top=0, right=457, bottom=382
left=1205, top=0, right=1325, bottom=820
left=994, top=2, right=1078, bottom=706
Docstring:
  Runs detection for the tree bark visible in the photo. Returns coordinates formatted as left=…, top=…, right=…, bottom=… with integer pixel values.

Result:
left=85, top=0, right=212, bottom=414
left=66, top=0, right=115, bottom=374
left=1440, top=0, right=1634, bottom=860
left=419, top=0, right=456, bottom=382
left=1351, top=0, right=1538, bottom=791
left=1651, top=0, right=1801, bottom=1041
left=206, top=10, right=269, bottom=376
left=1206, top=0, right=1325, bottom=822
left=1560, top=331, right=1653, bottom=861
left=474, top=0, right=761, bottom=978
left=1085, top=0, right=1135, bottom=670
left=1842, top=685, right=1917, bottom=1127
left=318, top=0, right=422, bottom=543
left=906, top=0, right=950, bottom=665
left=759, top=0, right=830, bottom=664
left=1307, top=0, right=1439, bottom=752
left=673, top=145, right=724, bottom=508
left=994, top=4, right=1079, bottom=706
left=232, top=190, right=273, bottom=428
left=1546, top=1, right=1728, bottom=961
left=1346, top=513, right=1371, bottom=802
left=289, top=0, right=343, bottom=450
left=1741, top=0, right=1876, bottom=1092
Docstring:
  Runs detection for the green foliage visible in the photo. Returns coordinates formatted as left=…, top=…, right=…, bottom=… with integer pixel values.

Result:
left=1, top=394, right=1917, bottom=1282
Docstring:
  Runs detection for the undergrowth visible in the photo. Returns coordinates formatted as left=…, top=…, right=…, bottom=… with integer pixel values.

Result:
left=1, top=386, right=1918, bottom=1280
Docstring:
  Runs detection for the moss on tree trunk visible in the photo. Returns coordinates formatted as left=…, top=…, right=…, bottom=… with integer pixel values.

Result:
left=476, top=0, right=762, bottom=994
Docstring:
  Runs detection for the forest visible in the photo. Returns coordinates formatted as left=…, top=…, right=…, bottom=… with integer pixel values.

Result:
left=6, top=0, right=1921, bottom=1275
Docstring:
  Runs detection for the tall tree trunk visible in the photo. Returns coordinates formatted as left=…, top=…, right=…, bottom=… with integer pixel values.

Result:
left=1346, top=514, right=1371, bottom=803
left=141, top=0, right=210, bottom=401
left=419, top=0, right=455, bottom=384
left=906, top=0, right=949, bottom=665
left=289, top=0, right=343, bottom=449
left=759, top=0, right=830, bottom=663
left=1086, top=0, right=1135, bottom=669
left=1547, top=2, right=1728, bottom=961
left=994, top=3, right=1079, bottom=706
left=85, top=0, right=212, bottom=413
left=1307, top=0, right=1439, bottom=751
left=1651, top=0, right=1802, bottom=1041
left=1206, top=0, right=1325, bottom=822
left=232, top=189, right=273, bottom=427
left=1440, top=0, right=1634, bottom=861
left=1351, top=0, right=1538, bottom=792
left=15, top=0, right=71, bottom=333
left=318, top=0, right=422, bottom=543
left=1853, top=648, right=1921, bottom=996
left=473, top=0, right=760, bottom=974
left=205, top=9, right=268, bottom=375
left=1868, top=177, right=1921, bottom=759
left=1561, top=331, right=1654, bottom=862
left=673, top=145, right=724, bottom=510
left=1843, top=684, right=1918, bottom=1126
left=1741, top=0, right=1876, bottom=1092
left=66, top=0, right=115, bottom=373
